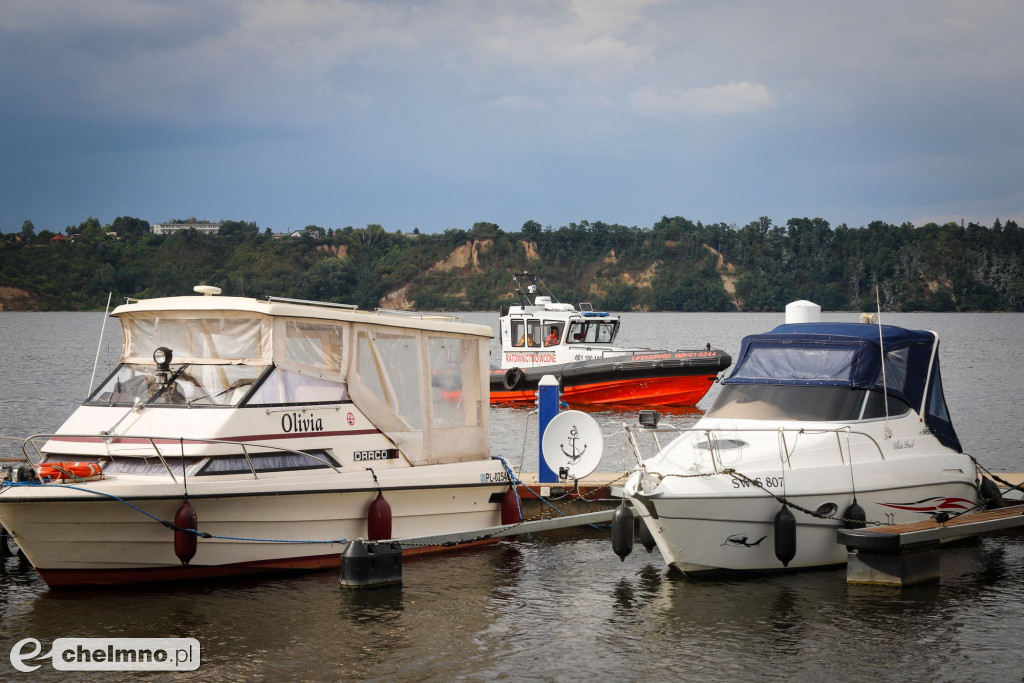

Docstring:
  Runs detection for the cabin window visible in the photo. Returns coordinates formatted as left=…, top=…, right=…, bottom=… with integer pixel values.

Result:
left=525, top=320, right=544, bottom=347
left=860, top=390, right=912, bottom=419
left=927, top=363, right=952, bottom=423
left=511, top=319, right=526, bottom=347
left=88, top=363, right=268, bottom=407
left=428, top=336, right=476, bottom=427
left=361, top=330, right=423, bottom=429
left=89, top=364, right=162, bottom=405
left=153, top=364, right=266, bottom=406
left=198, top=450, right=338, bottom=475
left=282, top=320, right=343, bottom=375
left=247, top=367, right=349, bottom=406
left=566, top=321, right=618, bottom=344
left=100, top=456, right=203, bottom=476
left=707, top=384, right=869, bottom=422
left=730, top=345, right=857, bottom=383
left=543, top=322, right=564, bottom=346
left=125, top=316, right=265, bottom=362
left=878, top=347, right=910, bottom=393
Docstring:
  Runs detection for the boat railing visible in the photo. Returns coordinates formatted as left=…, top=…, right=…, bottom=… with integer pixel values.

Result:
left=0, top=435, right=31, bottom=463
left=266, top=296, right=359, bottom=311
left=19, top=433, right=343, bottom=484
left=623, top=424, right=887, bottom=475
left=264, top=297, right=465, bottom=323
left=373, top=308, right=465, bottom=323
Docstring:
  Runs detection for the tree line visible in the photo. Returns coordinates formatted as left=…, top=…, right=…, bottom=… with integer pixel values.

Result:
left=2, top=215, right=1022, bottom=312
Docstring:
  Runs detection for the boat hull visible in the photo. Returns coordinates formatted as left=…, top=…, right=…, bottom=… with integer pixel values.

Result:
left=0, top=463, right=508, bottom=587
left=627, top=462, right=978, bottom=574
left=490, top=350, right=729, bottom=406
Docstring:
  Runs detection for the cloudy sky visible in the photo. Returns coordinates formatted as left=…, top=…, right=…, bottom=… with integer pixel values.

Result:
left=2, top=0, right=1022, bottom=234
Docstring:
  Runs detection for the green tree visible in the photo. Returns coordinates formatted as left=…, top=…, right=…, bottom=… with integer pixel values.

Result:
left=111, top=216, right=150, bottom=237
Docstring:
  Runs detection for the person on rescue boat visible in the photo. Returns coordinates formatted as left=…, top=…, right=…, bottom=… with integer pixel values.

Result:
left=545, top=327, right=560, bottom=346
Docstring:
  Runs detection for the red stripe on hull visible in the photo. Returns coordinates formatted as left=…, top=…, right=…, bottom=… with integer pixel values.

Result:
left=49, top=428, right=382, bottom=446
left=490, top=375, right=716, bottom=407
left=35, top=539, right=498, bottom=588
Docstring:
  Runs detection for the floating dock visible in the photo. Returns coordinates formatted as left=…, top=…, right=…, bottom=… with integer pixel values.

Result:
left=839, top=488, right=1024, bottom=587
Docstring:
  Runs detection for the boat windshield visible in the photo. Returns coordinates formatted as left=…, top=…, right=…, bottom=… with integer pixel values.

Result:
left=705, top=384, right=912, bottom=422
left=566, top=320, right=618, bottom=344
left=88, top=363, right=269, bottom=407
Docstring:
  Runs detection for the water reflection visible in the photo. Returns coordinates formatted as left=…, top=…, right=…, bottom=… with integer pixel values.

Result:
left=1, top=527, right=1024, bottom=679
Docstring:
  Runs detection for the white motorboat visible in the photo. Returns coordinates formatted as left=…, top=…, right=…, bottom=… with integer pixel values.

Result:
left=491, top=272, right=731, bottom=406
left=0, top=287, right=512, bottom=587
left=621, top=306, right=980, bottom=574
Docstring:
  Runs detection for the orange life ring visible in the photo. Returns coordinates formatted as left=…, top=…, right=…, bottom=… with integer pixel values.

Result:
left=38, top=462, right=103, bottom=480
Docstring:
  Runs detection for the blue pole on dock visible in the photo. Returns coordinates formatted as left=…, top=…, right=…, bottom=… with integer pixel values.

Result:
left=538, top=375, right=560, bottom=483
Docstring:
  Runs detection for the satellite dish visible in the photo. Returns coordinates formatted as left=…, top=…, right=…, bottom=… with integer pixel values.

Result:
left=194, top=285, right=222, bottom=296
left=541, top=410, right=604, bottom=480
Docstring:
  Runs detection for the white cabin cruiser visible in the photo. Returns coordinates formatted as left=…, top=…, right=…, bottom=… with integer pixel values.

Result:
left=0, top=287, right=510, bottom=587
left=622, top=312, right=979, bottom=574
left=491, top=273, right=731, bottom=406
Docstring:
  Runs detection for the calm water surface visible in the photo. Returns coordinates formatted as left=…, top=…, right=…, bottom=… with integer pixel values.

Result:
left=1, top=310, right=1023, bottom=681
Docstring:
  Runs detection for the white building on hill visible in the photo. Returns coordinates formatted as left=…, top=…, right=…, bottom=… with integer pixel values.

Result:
left=152, top=221, right=222, bottom=235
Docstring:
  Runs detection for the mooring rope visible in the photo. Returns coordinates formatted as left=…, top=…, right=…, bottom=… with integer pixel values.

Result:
left=971, top=455, right=1024, bottom=499
left=722, top=468, right=890, bottom=527
left=492, top=454, right=611, bottom=529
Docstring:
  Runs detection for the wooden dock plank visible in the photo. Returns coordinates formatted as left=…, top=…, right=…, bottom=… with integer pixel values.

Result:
left=855, top=504, right=1024, bottom=536
left=838, top=503, right=1024, bottom=552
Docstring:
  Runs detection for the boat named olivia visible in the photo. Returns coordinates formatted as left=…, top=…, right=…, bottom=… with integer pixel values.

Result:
left=0, top=286, right=510, bottom=587
left=280, top=413, right=324, bottom=433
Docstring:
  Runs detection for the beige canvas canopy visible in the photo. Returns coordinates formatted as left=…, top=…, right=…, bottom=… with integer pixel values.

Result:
left=113, top=294, right=491, bottom=465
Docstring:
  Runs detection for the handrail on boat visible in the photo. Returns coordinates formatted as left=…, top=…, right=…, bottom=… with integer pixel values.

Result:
left=374, top=308, right=465, bottom=323
left=622, top=424, right=887, bottom=475
left=265, top=296, right=359, bottom=311
left=0, top=435, right=32, bottom=463
left=264, top=296, right=466, bottom=323
left=19, top=433, right=343, bottom=482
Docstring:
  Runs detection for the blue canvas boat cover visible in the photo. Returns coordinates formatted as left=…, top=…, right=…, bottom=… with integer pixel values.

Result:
left=724, top=322, right=961, bottom=452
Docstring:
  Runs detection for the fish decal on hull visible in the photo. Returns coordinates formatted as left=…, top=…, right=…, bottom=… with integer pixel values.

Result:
left=721, top=534, right=768, bottom=548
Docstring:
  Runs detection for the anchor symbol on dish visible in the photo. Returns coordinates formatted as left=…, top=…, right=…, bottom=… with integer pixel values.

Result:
left=560, top=425, right=587, bottom=463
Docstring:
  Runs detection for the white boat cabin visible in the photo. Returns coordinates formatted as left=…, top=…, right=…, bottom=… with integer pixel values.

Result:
left=499, top=292, right=641, bottom=370
left=69, top=291, right=492, bottom=467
